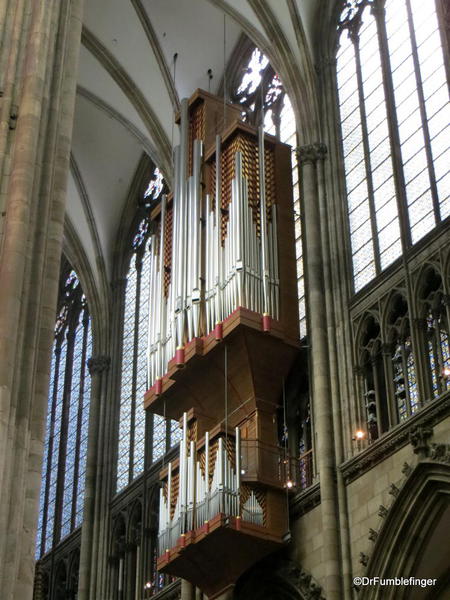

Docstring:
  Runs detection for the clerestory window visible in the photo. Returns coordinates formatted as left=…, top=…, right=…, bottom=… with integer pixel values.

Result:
left=336, top=0, right=449, bottom=292
left=116, top=167, right=182, bottom=493
left=36, top=261, right=92, bottom=558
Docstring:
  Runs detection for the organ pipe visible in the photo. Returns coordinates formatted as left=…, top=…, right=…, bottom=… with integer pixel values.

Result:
left=147, top=98, right=282, bottom=389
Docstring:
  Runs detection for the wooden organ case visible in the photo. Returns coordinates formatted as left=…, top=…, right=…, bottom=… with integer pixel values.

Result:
left=144, top=90, right=299, bottom=598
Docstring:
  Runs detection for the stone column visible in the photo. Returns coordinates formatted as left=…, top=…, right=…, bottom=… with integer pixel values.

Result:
left=297, top=144, right=342, bottom=599
left=315, top=142, right=353, bottom=600
left=93, top=277, right=126, bottom=599
left=78, top=355, right=111, bottom=600
left=0, top=1, right=84, bottom=598
left=181, top=579, right=195, bottom=600
left=195, top=587, right=203, bottom=600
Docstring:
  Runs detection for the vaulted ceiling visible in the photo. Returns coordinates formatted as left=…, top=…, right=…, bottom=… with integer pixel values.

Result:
left=67, top=0, right=324, bottom=302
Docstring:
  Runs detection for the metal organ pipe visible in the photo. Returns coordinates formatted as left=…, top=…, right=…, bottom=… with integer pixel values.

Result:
left=147, top=100, right=281, bottom=390
left=258, top=125, right=270, bottom=317
left=157, top=416, right=245, bottom=551
left=167, top=462, right=172, bottom=529
left=215, top=135, right=222, bottom=325
left=235, top=427, right=241, bottom=492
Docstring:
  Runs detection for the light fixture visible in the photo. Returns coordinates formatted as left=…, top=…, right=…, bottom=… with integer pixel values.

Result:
left=353, top=430, right=365, bottom=441
left=442, top=365, right=450, bottom=379
left=240, top=468, right=246, bottom=475
left=286, top=479, right=294, bottom=489
left=144, top=582, right=152, bottom=589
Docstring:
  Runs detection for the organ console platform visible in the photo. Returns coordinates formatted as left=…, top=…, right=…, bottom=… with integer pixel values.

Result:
left=143, top=89, right=299, bottom=599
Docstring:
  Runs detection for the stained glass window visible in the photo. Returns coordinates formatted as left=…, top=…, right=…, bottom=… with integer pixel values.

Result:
left=232, top=47, right=307, bottom=337
left=419, top=269, right=450, bottom=399
left=117, top=171, right=181, bottom=493
left=392, top=338, right=418, bottom=422
left=337, top=0, right=449, bottom=292
left=36, top=263, right=92, bottom=558
left=358, top=315, right=389, bottom=438
left=426, top=312, right=450, bottom=398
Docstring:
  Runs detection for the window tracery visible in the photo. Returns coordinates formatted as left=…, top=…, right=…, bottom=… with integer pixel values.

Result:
left=336, top=0, right=449, bottom=292
left=36, top=262, right=92, bottom=559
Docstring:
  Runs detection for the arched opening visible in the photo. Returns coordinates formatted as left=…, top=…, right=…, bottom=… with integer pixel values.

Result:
left=364, top=461, right=450, bottom=599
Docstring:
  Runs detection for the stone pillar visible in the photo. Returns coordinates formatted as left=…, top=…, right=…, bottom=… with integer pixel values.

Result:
left=78, top=356, right=111, bottom=600
left=92, top=277, right=126, bottom=599
left=297, top=144, right=342, bottom=599
left=0, top=1, right=84, bottom=598
left=181, top=579, right=195, bottom=600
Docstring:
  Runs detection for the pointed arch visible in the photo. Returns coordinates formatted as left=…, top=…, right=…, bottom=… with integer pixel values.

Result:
left=363, top=460, right=450, bottom=599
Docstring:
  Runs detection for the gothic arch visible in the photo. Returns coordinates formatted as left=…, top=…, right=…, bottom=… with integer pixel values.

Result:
left=362, top=460, right=450, bottom=599
left=53, top=560, right=67, bottom=600
left=233, top=554, right=322, bottom=600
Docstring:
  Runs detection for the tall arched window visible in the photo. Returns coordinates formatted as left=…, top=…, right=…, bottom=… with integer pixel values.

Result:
left=231, top=46, right=306, bottom=337
left=336, top=0, right=449, bottom=292
left=36, top=261, right=92, bottom=558
left=117, top=168, right=181, bottom=493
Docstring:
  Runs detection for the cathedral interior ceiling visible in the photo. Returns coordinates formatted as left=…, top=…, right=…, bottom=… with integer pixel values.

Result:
left=69, top=0, right=320, bottom=288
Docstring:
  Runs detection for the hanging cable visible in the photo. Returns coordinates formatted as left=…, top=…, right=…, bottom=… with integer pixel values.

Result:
left=208, top=68, right=213, bottom=93
left=223, top=14, right=227, bottom=129
left=224, top=343, right=228, bottom=446
left=282, top=376, right=291, bottom=537
left=171, top=53, right=178, bottom=165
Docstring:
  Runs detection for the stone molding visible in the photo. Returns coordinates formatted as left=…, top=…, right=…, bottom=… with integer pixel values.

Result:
left=340, top=394, right=450, bottom=484
left=151, top=579, right=181, bottom=600
left=87, top=355, right=111, bottom=375
left=290, top=482, right=321, bottom=518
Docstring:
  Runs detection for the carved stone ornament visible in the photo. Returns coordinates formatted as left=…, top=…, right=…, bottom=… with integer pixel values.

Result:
left=314, top=56, right=337, bottom=74
left=87, top=355, right=111, bottom=375
left=409, top=426, right=433, bottom=459
left=296, top=143, right=328, bottom=165
left=378, top=505, right=388, bottom=518
left=401, top=461, right=413, bottom=476
left=272, top=559, right=325, bottom=600
left=429, top=443, right=450, bottom=464
left=359, top=552, right=369, bottom=567
left=111, top=277, right=127, bottom=293
left=368, top=528, right=378, bottom=542
left=388, top=483, right=399, bottom=497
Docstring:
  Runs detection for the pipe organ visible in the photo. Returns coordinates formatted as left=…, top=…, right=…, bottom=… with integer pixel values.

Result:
left=144, top=90, right=300, bottom=598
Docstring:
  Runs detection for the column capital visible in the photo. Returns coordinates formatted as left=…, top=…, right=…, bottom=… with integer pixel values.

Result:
left=111, top=277, right=127, bottom=293
left=315, top=56, right=337, bottom=74
left=87, top=355, right=111, bottom=375
left=412, top=317, right=427, bottom=332
left=296, top=143, right=327, bottom=165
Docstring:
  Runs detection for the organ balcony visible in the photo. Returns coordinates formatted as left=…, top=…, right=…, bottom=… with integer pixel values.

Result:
left=155, top=416, right=292, bottom=599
